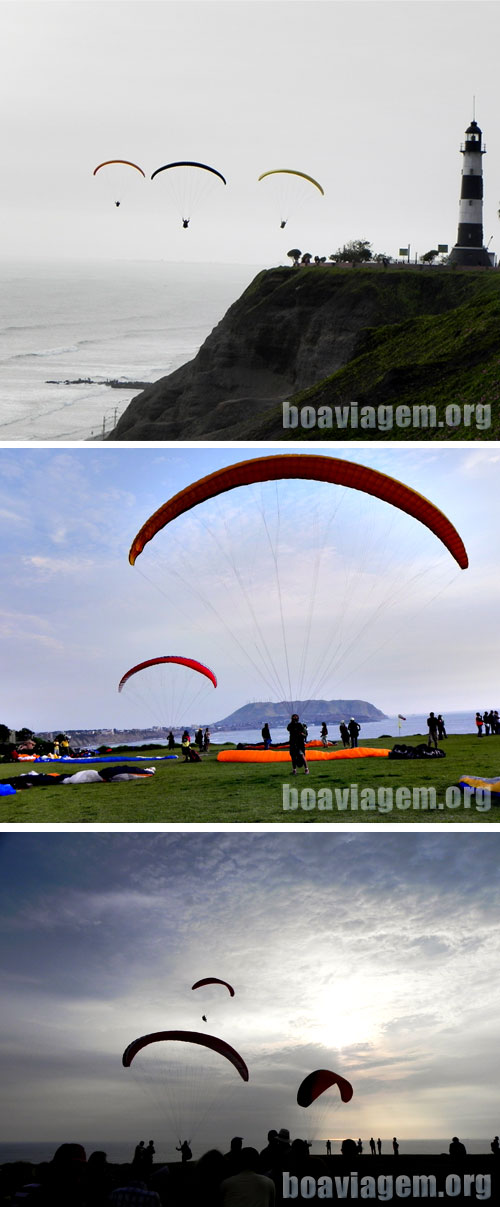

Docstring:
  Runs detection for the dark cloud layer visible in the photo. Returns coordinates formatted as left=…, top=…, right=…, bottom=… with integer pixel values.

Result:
left=1, top=833, right=500, bottom=1149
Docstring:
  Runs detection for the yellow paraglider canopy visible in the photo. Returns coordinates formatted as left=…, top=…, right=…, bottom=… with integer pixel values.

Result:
left=258, top=169, right=324, bottom=195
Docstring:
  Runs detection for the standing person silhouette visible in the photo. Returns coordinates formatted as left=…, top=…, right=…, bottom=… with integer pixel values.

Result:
left=287, top=714, right=309, bottom=775
left=437, top=715, right=447, bottom=740
left=427, top=712, right=439, bottom=749
left=348, top=718, right=360, bottom=747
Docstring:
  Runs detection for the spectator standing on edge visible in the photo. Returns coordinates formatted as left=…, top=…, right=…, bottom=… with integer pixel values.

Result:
left=427, top=712, right=439, bottom=749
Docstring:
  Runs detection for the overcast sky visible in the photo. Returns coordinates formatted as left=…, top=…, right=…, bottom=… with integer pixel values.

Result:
left=0, top=444, right=498, bottom=732
left=2, top=1, right=500, bottom=264
left=1, top=831, right=500, bottom=1156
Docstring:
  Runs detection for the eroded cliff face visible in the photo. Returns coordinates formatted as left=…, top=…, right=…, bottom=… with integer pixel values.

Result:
left=109, top=266, right=478, bottom=441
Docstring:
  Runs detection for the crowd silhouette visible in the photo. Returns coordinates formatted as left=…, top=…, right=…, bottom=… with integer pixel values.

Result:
left=2, top=1131, right=498, bottom=1206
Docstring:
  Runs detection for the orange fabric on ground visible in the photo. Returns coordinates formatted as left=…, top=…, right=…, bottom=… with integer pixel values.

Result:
left=217, top=747, right=391, bottom=763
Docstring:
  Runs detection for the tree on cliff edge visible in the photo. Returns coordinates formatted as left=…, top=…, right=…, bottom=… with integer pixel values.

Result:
left=330, top=239, right=373, bottom=264
left=287, top=248, right=302, bottom=266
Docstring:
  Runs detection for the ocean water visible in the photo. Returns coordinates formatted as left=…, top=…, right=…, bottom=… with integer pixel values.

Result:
left=0, top=260, right=261, bottom=441
left=110, top=713, right=486, bottom=750
left=0, top=1137, right=494, bottom=1166
left=198, top=712, right=484, bottom=747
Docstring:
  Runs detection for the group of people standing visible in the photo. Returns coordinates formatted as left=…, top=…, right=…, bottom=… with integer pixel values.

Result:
left=475, top=711, right=500, bottom=736
left=429, top=710, right=500, bottom=742
left=167, top=728, right=211, bottom=761
left=321, top=719, right=361, bottom=748
left=426, top=712, right=447, bottom=747
left=51, top=736, right=71, bottom=758
left=339, top=719, right=361, bottom=748
left=327, top=1137, right=399, bottom=1157
left=132, top=1140, right=155, bottom=1174
left=260, top=716, right=362, bottom=771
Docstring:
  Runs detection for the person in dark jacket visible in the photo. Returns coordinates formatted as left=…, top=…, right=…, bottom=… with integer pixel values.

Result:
left=261, top=723, right=272, bottom=749
left=348, top=718, right=360, bottom=748
left=427, top=712, right=439, bottom=749
left=287, top=714, right=309, bottom=775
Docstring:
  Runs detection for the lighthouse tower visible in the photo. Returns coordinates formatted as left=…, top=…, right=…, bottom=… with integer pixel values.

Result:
left=449, top=117, right=491, bottom=267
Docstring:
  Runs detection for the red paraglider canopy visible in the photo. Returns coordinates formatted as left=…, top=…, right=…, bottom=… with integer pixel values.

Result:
left=192, top=978, right=235, bottom=996
left=122, top=1029, right=248, bottom=1081
left=118, top=656, right=217, bottom=692
left=128, top=454, right=468, bottom=571
left=297, top=1069, right=354, bottom=1107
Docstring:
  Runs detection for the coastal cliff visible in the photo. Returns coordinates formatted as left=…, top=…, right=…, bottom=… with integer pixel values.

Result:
left=109, top=265, right=500, bottom=441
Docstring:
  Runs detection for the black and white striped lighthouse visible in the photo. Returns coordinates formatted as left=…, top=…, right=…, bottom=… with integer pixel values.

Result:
left=449, top=117, right=491, bottom=267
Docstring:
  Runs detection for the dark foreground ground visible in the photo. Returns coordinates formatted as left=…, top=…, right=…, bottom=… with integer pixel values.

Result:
left=1, top=1151, right=498, bottom=1205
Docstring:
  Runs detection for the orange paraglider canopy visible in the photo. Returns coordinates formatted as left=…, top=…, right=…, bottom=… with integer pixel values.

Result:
left=129, top=455, right=468, bottom=570
left=217, top=748, right=391, bottom=763
left=93, top=160, right=145, bottom=176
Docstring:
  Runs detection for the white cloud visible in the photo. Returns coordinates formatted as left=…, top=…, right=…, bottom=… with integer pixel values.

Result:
left=23, top=554, right=96, bottom=576
left=2, top=834, right=500, bottom=1147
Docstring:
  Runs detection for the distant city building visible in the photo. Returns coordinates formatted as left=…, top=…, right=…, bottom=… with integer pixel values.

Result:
left=449, top=117, right=492, bottom=267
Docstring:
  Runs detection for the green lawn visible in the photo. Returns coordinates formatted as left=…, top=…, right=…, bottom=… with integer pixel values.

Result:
left=0, top=735, right=498, bottom=824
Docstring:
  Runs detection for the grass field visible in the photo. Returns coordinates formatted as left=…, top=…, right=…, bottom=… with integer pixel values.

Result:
left=0, top=735, right=498, bottom=824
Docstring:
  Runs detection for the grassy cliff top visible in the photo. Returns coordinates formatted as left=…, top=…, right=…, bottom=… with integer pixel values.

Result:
left=242, top=265, right=500, bottom=441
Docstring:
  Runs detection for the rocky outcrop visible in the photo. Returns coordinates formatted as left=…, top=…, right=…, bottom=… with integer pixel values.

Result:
left=109, top=265, right=491, bottom=441
left=216, top=699, right=387, bottom=728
